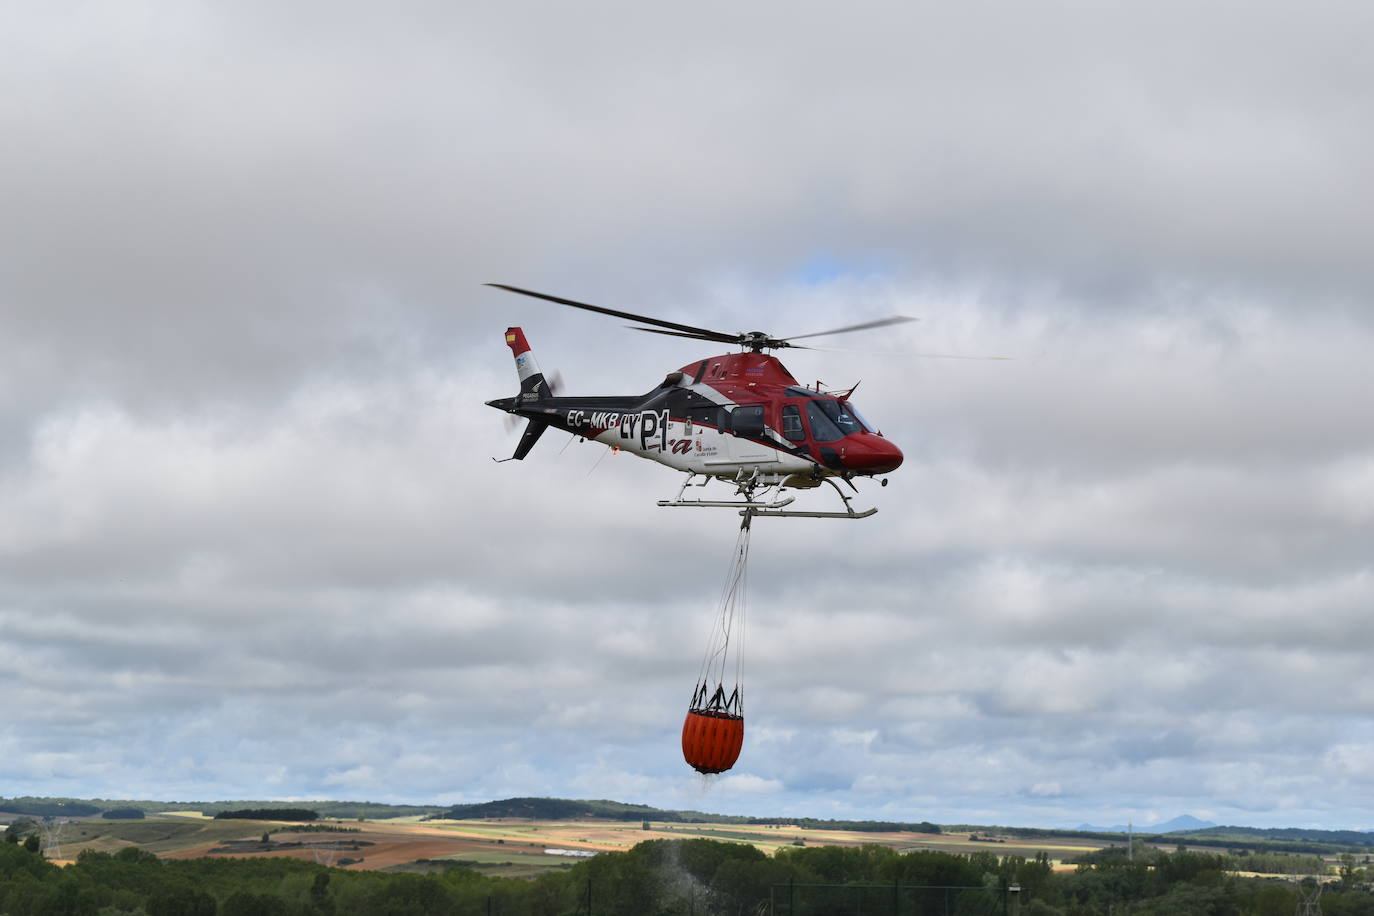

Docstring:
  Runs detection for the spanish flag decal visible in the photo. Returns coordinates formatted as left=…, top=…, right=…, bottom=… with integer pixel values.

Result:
left=505, top=333, right=517, bottom=344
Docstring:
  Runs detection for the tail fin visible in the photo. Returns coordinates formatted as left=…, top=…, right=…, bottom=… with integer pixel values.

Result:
left=489, top=327, right=552, bottom=463
left=505, top=327, right=552, bottom=400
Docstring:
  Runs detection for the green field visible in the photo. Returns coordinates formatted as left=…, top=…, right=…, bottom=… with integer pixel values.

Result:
left=39, top=817, right=314, bottom=859
left=458, top=851, right=582, bottom=866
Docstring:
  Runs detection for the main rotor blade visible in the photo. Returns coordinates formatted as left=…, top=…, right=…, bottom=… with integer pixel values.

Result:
left=627, top=325, right=743, bottom=345
left=805, top=345, right=1010, bottom=360
left=781, top=315, right=918, bottom=343
left=487, top=284, right=732, bottom=340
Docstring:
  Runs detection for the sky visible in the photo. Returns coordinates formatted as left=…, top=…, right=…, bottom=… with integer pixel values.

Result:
left=3, top=1, right=1374, bottom=830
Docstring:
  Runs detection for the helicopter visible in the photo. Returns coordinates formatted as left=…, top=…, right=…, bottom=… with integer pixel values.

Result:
left=485, top=283, right=913, bottom=519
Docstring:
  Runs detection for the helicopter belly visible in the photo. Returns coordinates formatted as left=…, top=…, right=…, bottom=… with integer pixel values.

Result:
left=688, top=429, right=811, bottom=477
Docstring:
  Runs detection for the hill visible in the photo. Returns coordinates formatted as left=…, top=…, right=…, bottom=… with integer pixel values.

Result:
left=438, top=798, right=666, bottom=822
left=434, top=797, right=941, bottom=834
left=1076, top=815, right=1218, bottom=833
left=1183, top=825, right=1374, bottom=848
left=0, top=796, right=443, bottom=821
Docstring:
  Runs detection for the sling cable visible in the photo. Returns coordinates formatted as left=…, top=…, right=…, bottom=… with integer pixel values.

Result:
left=681, top=511, right=752, bottom=774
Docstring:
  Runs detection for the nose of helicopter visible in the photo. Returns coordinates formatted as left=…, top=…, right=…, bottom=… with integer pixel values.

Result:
left=843, top=433, right=904, bottom=475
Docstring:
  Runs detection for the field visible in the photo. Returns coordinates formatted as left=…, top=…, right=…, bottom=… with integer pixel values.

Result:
left=33, top=815, right=1117, bottom=876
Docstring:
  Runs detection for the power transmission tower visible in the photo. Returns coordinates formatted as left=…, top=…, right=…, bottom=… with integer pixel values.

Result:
left=39, top=817, right=63, bottom=860
left=1295, top=881, right=1322, bottom=915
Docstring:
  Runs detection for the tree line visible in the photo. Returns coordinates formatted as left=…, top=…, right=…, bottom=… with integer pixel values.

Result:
left=0, top=800, right=102, bottom=819
left=213, top=810, right=321, bottom=823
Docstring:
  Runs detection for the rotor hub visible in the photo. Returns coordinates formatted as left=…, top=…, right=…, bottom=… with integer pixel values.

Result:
left=741, top=330, right=779, bottom=351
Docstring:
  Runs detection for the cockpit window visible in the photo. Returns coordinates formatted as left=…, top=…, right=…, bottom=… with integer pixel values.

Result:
left=807, top=398, right=867, bottom=440
left=840, top=401, right=874, bottom=433
left=781, top=404, right=805, bottom=441
left=805, top=400, right=844, bottom=441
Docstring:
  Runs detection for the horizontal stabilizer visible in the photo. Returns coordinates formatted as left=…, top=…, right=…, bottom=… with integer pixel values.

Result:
left=511, top=418, right=549, bottom=461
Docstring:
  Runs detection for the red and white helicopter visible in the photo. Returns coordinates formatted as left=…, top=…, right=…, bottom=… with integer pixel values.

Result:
left=485, top=284, right=912, bottom=519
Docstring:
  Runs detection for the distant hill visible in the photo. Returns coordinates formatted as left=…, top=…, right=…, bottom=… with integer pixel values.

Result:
left=435, top=797, right=941, bottom=834
left=0, top=796, right=443, bottom=821
left=440, top=798, right=665, bottom=821
left=0, top=799, right=102, bottom=818
left=1184, top=825, right=1374, bottom=848
left=1076, top=815, right=1218, bottom=833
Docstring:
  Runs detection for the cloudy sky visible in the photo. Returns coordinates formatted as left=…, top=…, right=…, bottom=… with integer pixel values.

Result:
left=4, top=1, right=1374, bottom=830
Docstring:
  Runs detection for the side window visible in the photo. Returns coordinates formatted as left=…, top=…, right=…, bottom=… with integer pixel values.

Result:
left=687, top=405, right=720, bottom=428
left=730, top=405, right=765, bottom=437
left=781, top=404, right=805, bottom=442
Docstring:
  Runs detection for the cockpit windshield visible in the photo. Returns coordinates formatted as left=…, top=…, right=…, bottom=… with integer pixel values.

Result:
left=804, top=398, right=869, bottom=441
left=843, top=402, right=875, bottom=433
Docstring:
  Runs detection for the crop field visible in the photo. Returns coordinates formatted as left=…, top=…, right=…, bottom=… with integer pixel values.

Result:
left=35, top=815, right=1117, bottom=877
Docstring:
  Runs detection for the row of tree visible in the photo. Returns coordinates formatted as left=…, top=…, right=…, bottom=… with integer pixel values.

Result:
left=213, top=810, right=321, bottom=823
left=101, top=809, right=147, bottom=821
left=3, top=830, right=1373, bottom=915
left=0, top=800, right=102, bottom=819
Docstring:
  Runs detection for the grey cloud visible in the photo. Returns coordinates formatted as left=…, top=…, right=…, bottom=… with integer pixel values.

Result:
left=5, top=1, right=1374, bottom=828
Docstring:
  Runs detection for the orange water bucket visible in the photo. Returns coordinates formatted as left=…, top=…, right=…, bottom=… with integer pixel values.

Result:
left=681, top=709, right=745, bottom=774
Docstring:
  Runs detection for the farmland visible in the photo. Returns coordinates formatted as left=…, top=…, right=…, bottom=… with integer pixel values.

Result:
left=28, top=813, right=1118, bottom=877
left=8, top=796, right=1361, bottom=882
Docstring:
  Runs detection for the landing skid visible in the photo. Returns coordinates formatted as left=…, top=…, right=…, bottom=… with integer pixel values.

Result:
left=657, top=474, right=877, bottom=520
left=657, top=473, right=795, bottom=510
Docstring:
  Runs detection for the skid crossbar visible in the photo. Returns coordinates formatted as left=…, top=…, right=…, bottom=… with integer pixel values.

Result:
left=658, top=496, right=797, bottom=510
